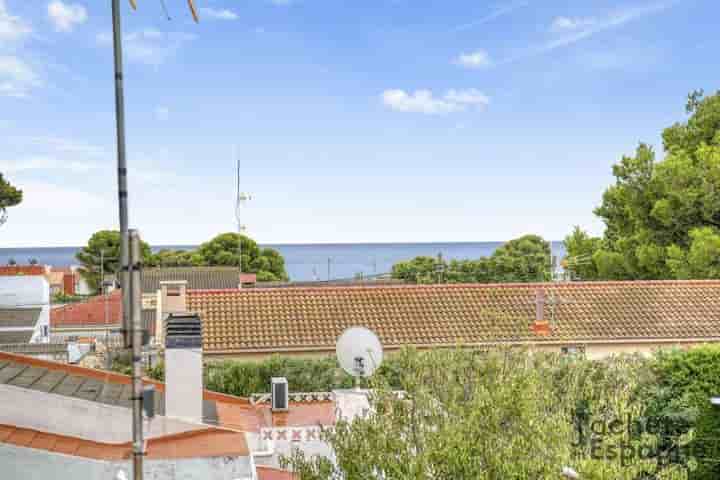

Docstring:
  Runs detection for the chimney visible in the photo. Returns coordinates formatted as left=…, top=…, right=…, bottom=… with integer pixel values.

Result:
left=158, top=280, right=188, bottom=344
left=164, top=312, right=203, bottom=423
left=532, top=288, right=551, bottom=336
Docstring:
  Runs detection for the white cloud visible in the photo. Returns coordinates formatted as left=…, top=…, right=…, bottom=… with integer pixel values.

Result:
left=199, top=7, right=239, bottom=20
left=23, top=136, right=106, bottom=157
left=47, top=1, right=88, bottom=33
left=154, top=106, right=169, bottom=121
left=96, top=29, right=196, bottom=66
left=0, top=155, right=98, bottom=173
left=0, top=0, right=31, bottom=42
left=455, top=49, right=492, bottom=69
left=453, top=1, right=528, bottom=32
left=506, top=2, right=674, bottom=63
left=444, top=88, right=490, bottom=106
left=382, top=89, right=489, bottom=115
left=550, top=16, right=596, bottom=32
left=0, top=55, right=41, bottom=98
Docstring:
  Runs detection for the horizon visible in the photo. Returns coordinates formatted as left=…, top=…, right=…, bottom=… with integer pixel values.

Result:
left=1, top=0, right=718, bottom=247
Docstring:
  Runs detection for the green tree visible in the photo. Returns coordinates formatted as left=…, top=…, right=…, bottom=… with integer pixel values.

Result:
left=284, top=348, right=686, bottom=480
left=0, top=173, right=22, bottom=216
left=146, top=248, right=203, bottom=267
left=391, top=256, right=442, bottom=283
left=392, top=235, right=551, bottom=284
left=75, top=230, right=153, bottom=292
left=196, top=232, right=288, bottom=281
left=574, top=90, right=720, bottom=280
left=490, top=234, right=551, bottom=282
left=563, top=226, right=602, bottom=280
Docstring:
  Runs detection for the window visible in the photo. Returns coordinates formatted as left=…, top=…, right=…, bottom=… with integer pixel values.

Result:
left=561, top=346, right=585, bottom=355
left=42, top=325, right=49, bottom=338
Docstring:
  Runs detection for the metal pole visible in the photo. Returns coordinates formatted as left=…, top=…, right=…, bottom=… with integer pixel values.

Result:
left=237, top=157, right=242, bottom=280
left=129, top=230, right=144, bottom=480
left=111, top=0, right=131, bottom=349
left=327, top=258, right=331, bottom=281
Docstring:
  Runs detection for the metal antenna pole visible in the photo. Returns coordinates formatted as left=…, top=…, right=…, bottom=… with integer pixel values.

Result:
left=111, top=0, right=131, bottom=350
left=129, top=230, right=144, bottom=480
left=237, top=156, right=242, bottom=278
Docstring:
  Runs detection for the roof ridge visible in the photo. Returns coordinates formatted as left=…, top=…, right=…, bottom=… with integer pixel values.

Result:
left=188, top=279, right=720, bottom=295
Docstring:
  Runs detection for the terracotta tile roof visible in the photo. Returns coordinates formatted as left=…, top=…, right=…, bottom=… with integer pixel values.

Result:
left=187, top=280, right=720, bottom=354
left=142, top=267, right=240, bottom=293
left=51, top=292, right=122, bottom=328
left=257, top=466, right=296, bottom=480
left=0, top=266, right=47, bottom=276
left=0, top=423, right=249, bottom=460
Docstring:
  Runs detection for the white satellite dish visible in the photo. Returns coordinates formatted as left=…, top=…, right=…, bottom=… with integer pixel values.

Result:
left=336, top=327, right=383, bottom=378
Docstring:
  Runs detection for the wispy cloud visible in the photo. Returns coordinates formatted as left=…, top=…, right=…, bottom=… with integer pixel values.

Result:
left=452, top=1, right=529, bottom=33
left=22, top=136, right=107, bottom=157
left=96, top=29, right=196, bottom=66
left=506, top=1, right=673, bottom=63
left=47, top=1, right=88, bottom=33
left=454, top=49, right=492, bottom=69
left=550, top=16, right=597, bottom=32
left=198, top=7, right=239, bottom=20
left=0, top=56, right=41, bottom=98
left=382, top=88, right=489, bottom=115
left=0, top=155, right=99, bottom=173
left=0, top=0, right=31, bottom=42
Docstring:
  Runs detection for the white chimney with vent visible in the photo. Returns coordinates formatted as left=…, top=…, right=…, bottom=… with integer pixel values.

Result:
left=164, top=312, right=203, bottom=423
left=157, top=280, right=188, bottom=343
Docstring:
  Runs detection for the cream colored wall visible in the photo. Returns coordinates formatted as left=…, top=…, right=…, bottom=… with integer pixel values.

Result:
left=204, top=341, right=714, bottom=362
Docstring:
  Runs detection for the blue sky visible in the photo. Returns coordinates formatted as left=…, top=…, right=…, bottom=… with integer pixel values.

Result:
left=0, top=0, right=717, bottom=247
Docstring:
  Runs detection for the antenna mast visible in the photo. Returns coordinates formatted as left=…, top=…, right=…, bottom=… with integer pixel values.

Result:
left=235, top=152, right=251, bottom=282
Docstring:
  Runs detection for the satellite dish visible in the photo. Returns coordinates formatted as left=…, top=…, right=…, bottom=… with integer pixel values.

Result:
left=336, top=327, right=383, bottom=378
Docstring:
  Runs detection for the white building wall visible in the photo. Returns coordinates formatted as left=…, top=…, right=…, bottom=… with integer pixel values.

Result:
left=165, top=348, right=204, bottom=423
left=0, top=444, right=256, bottom=480
left=0, top=384, right=206, bottom=443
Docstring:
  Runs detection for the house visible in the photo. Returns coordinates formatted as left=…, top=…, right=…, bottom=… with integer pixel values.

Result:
left=148, top=280, right=720, bottom=360
left=0, top=309, right=352, bottom=479
left=0, top=276, right=51, bottom=345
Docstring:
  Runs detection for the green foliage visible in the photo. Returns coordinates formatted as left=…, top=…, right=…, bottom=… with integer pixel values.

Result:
left=391, top=234, right=551, bottom=284
left=285, top=348, right=688, bottom=480
left=51, top=292, right=86, bottom=304
left=563, top=226, right=602, bottom=280
left=146, top=248, right=203, bottom=267
left=0, top=173, right=22, bottom=210
left=205, top=356, right=354, bottom=396
left=75, top=230, right=153, bottom=292
left=80, top=231, right=289, bottom=288
left=148, top=233, right=289, bottom=282
left=575, top=90, right=720, bottom=280
left=142, top=354, right=405, bottom=396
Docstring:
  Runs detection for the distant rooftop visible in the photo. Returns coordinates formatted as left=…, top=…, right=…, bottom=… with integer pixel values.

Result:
left=141, top=266, right=240, bottom=292
left=187, top=280, right=720, bottom=355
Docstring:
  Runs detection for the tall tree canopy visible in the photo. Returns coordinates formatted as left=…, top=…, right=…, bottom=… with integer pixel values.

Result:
left=0, top=173, right=22, bottom=214
left=566, top=90, right=720, bottom=280
left=392, top=234, right=551, bottom=283
left=76, top=230, right=153, bottom=292
left=78, top=231, right=289, bottom=292
left=195, top=233, right=288, bottom=281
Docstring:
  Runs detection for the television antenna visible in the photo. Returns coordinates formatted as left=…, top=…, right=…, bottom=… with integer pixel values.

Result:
left=336, top=327, right=384, bottom=386
left=110, top=2, right=200, bottom=480
left=235, top=154, right=252, bottom=278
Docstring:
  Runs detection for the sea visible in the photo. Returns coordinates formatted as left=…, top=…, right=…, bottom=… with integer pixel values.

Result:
left=0, top=242, right=566, bottom=282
